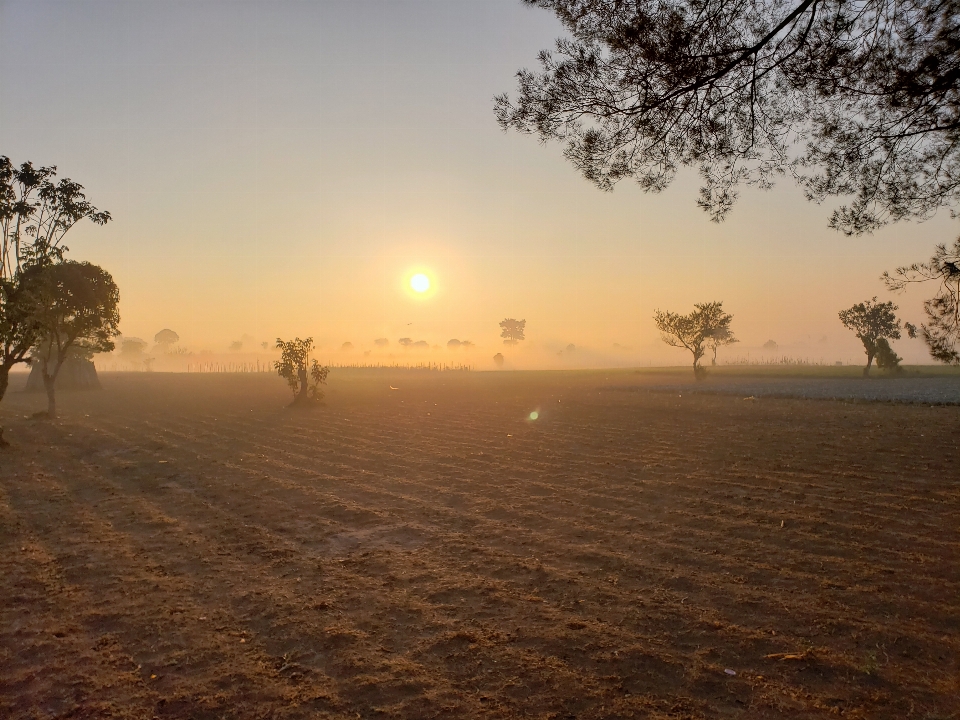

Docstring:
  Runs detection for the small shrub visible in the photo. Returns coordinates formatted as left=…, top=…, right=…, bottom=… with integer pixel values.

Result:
left=275, top=337, right=329, bottom=406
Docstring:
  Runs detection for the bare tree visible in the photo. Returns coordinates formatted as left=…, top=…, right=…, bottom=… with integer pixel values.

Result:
left=654, top=302, right=734, bottom=379
left=497, top=1, right=960, bottom=235
left=884, top=238, right=960, bottom=364
left=838, top=298, right=904, bottom=375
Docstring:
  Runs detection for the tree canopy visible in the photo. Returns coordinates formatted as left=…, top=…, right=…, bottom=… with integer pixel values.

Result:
left=654, top=301, right=733, bottom=378
left=0, top=157, right=110, bottom=423
left=884, top=237, right=960, bottom=364
left=154, top=328, right=179, bottom=347
left=496, top=0, right=960, bottom=235
left=838, top=297, right=903, bottom=374
left=706, top=325, right=738, bottom=365
left=275, top=337, right=329, bottom=405
left=500, top=318, right=527, bottom=345
left=1, top=157, right=111, bottom=277
left=23, top=261, right=120, bottom=417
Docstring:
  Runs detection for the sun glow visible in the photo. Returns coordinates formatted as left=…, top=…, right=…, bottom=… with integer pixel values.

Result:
left=410, top=273, right=431, bottom=293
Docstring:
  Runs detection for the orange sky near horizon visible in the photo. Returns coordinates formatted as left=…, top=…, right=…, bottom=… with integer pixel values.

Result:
left=2, top=0, right=956, bottom=368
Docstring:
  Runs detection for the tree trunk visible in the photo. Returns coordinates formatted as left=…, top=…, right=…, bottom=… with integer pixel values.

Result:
left=864, top=353, right=874, bottom=377
left=296, top=365, right=309, bottom=403
left=0, top=364, right=9, bottom=447
left=43, top=372, right=57, bottom=418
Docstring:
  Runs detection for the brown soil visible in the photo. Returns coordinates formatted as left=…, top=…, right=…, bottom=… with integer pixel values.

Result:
left=1, top=370, right=958, bottom=719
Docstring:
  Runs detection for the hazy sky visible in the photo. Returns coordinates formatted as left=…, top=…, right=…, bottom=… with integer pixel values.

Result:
left=2, top=0, right=956, bottom=365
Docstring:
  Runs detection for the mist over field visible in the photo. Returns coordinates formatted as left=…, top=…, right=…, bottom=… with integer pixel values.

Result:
left=2, top=0, right=955, bottom=369
left=3, top=1, right=960, bottom=718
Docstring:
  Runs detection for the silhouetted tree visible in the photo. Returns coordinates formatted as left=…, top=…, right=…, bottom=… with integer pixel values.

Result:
left=22, top=261, right=119, bottom=417
left=838, top=298, right=903, bottom=375
left=496, top=1, right=960, bottom=235
left=707, top=327, right=738, bottom=365
left=154, top=328, right=179, bottom=351
left=461, top=340, right=475, bottom=349
left=275, top=337, right=329, bottom=406
left=1, top=157, right=110, bottom=444
left=374, top=338, right=389, bottom=348
left=884, top=238, right=960, bottom=364
left=119, top=338, right=148, bottom=369
left=762, top=340, right=779, bottom=352
left=399, top=337, right=413, bottom=347
left=874, top=338, right=903, bottom=373
left=500, top=318, right=526, bottom=345
left=654, top=302, right=734, bottom=379
left=447, top=338, right=462, bottom=349
left=229, top=340, right=243, bottom=352
left=493, top=352, right=505, bottom=368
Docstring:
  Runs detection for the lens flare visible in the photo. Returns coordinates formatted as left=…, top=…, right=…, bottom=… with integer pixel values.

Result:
left=529, top=411, right=539, bottom=420
left=410, top=274, right=430, bottom=293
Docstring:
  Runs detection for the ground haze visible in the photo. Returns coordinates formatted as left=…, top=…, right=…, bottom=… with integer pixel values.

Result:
left=1, top=371, right=958, bottom=718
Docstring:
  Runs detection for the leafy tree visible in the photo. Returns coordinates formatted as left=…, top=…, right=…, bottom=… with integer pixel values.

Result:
left=275, top=337, right=329, bottom=405
left=838, top=298, right=903, bottom=375
left=23, top=261, right=119, bottom=417
left=119, top=338, right=148, bottom=369
left=874, top=338, right=903, bottom=373
left=500, top=318, right=526, bottom=345
left=883, top=238, right=960, bottom=364
left=493, top=352, right=505, bottom=368
left=229, top=340, right=243, bottom=351
left=1, top=157, right=110, bottom=444
left=654, top=302, right=734, bottom=379
left=707, top=326, right=738, bottom=365
left=374, top=338, right=389, bottom=348
left=496, top=0, right=960, bottom=235
left=399, top=337, right=413, bottom=347
left=447, top=338, right=462, bottom=349
left=762, top=340, right=779, bottom=352
left=154, top=328, right=179, bottom=351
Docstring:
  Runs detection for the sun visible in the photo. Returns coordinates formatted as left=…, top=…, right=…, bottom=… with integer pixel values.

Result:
left=410, top=273, right=431, bottom=293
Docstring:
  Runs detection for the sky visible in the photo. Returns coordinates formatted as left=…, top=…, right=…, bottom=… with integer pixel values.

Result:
left=2, top=0, right=957, bottom=367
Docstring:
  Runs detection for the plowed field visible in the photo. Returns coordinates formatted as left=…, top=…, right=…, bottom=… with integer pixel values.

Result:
left=1, top=371, right=958, bottom=719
